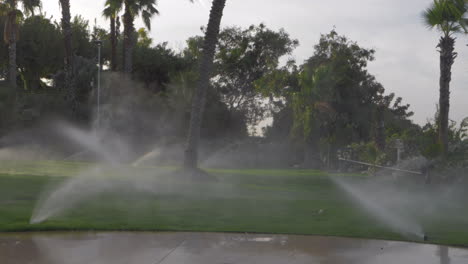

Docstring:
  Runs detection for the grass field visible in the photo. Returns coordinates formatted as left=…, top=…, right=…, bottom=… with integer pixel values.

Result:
left=0, top=160, right=467, bottom=247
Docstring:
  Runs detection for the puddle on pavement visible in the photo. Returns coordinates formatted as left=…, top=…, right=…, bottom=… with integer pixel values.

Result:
left=0, top=232, right=467, bottom=264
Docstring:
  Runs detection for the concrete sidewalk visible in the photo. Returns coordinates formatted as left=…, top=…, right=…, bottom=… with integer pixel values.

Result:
left=1, top=232, right=467, bottom=264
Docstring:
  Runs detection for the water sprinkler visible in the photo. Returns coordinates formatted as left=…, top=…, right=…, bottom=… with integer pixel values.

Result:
left=337, top=157, right=422, bottom=175
left=423, top=234, right=428, bottom=241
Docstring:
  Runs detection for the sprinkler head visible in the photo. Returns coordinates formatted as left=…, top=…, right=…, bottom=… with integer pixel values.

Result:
left=423, top=234, right=428, bottom=241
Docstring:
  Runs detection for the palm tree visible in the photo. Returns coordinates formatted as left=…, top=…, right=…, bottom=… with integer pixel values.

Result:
left=103, top=0, right=122, bottom=71
left=0, top=0, right=41, bottom=90
left=121, top=0, right=158, bottom=74
left=184, top=0, right=227, bottom=170
left=58, top=0, right=72, bottom=73
left=106, top=0, right=194, bottom=73
left=423, top=0, right=468, bottom=156
left=58, top=0, right=77, bottom=114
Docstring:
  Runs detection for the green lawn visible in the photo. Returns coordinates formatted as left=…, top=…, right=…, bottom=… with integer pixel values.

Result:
left=0, top=160, right=467, bottom=247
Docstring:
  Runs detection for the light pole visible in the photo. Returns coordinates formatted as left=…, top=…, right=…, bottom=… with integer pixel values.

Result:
left=94, top=40, right=102, bottom=129
left=395, top=139, right=404, bottom=165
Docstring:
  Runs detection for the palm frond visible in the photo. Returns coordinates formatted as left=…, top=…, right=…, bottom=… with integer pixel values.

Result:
left=21, top=0, right=42, bottom=16
left=141, top=9, right=152, bottom=30
left=146, top=4, right=158, bottom=15
left=422, top=0, right=468, bottom=36
left=103, top=0, right=123, bottom=18
left=128, top=0, right=159, bottom=30
left=103, top=6, right=112, bottom=17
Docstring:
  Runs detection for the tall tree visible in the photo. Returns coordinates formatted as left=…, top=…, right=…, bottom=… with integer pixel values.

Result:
left=185, top=24, right=298, bottom=129
left=17, top=15, right=63, bottom=90
left=184, top=0, right=227, bottom=170
left=373, top=90, right=393, bottom=152
left=58, top=0, right=77, bottom=115
left=294, top=31, right=379, bottom=149
left=121, top=0, right=158, bottom=74
left=0, top=0, right=41, bottom=90
left=261, top=31, right=413, bottom=167
left=215, top=24, right=298, bottom=128
left=423, top=0, right=468, bottom=156
left=103, top=0, right=121, bottom=71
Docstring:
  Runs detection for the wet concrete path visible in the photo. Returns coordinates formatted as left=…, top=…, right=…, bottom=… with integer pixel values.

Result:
left=1, top=232, right=467, bottom=264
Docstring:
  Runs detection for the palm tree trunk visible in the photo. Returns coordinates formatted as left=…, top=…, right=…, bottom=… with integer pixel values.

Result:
left=184, top=0, right=227, bottom=169
left=59, top=0, right=77, bottom=115
left=438, top=36, right=455, bottom=156
left=123, top=2, right=134, bottom=74
left=60, top=0, right=73, bottom=74
left=110, top=16, right=117, bottom=71
left=116, top=16, right=122, bottom=71
left=116, top=16, right=121, bottom=39
left=6, top=6, right=18, bottom=91
left=8, top=30, right=17, bottom=90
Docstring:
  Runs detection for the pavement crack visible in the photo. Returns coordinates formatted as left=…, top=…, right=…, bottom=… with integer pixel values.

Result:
left=154, top=239, right=186, bottom=264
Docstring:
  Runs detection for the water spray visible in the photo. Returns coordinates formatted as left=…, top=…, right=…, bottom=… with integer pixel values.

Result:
left=331, top=176, right=425, bottom=239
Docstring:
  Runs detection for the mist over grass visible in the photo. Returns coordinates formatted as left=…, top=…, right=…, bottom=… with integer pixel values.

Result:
left=1, top=161, right=468, bottom=246
left=0, top=72, right=465, bottom=249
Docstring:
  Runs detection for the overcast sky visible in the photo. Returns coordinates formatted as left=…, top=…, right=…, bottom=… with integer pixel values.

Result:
left=42, top=0, right=468, bottom=125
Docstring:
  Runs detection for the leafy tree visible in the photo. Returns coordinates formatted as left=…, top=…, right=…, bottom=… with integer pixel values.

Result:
left=189, top=24, right=297, bottom=128
left=294, top=31, right=379, bottom=163
left=66, top=17, right=110, bottom=69
left=17, top=15, right=62, bottom=90
left=185, top=25, right=298, bottom=129
left=53, top=55, right=97, bottom=120
left=420, top=107, right=468, bottom=158
left=423, top=0, right=468, bottom=156
left=184, top=0, right=227, bottom=170
left=373, top=90, right=413, bottom=152
left=91, top=24, right=112, bottom=68
left=133, top=41, right=186, bottom=92
left=0, top=0, right=41, bottom=90
left=168, top=39, right=248, bottom=140
left=373, top=88, right=391, bottom=151
left=70, top=16, right=94, bottom=59
left=167, top=70, right=248, bottom=141
left=262, top=30, right=414, bottom=168
left=136, top=27, right=152, bottom=48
